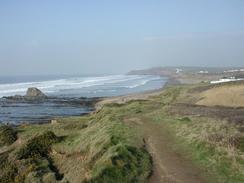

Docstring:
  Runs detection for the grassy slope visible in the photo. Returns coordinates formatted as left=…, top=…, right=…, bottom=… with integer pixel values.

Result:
left=97, top=84, right=244, bottom=183
left=145, top=85, right=244, bottom=183
left=0, top=105, right=152, bottom=183
left=197, top=83, right=244, bottom=107
left=1, top=82, right=244, bottom=183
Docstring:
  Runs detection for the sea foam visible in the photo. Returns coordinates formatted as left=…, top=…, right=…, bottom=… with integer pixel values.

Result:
left=0, top=75, right=162, bottom=97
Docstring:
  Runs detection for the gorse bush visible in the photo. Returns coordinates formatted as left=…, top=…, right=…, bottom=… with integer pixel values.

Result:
left=87, top=145, right=152, bottom=183
left=17, top=131, right=59, bottom=159
left=0, top=125, right=17, bottom=146
left=0, top=153, right=18, bottom=183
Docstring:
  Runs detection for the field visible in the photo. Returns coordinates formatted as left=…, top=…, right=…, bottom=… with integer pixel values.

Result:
left=196, top=82, right=244, bottom=107
left=1, top=81, right=244, bottom=183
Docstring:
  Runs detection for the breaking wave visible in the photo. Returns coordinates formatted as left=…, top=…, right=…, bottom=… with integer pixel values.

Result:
left=0, top=75, right=164, bottom=97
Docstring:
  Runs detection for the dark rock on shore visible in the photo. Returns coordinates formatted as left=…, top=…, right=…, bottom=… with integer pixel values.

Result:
left=0, top=88, right=102, bottom=123
left=3, top=87, right=47, bottom=101
left=26, top=87, right=46, bottom=98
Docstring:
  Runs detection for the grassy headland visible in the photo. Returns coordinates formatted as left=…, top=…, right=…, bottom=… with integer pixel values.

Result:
left=0, top=103, right=152, bottom=183
left=1, top=81, right=244, bottom=183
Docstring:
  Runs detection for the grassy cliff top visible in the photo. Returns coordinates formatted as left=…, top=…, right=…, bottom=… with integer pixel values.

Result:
left=1, top=81, right=244, bottom=183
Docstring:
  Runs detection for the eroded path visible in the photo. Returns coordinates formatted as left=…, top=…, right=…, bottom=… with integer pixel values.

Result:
left=124, top=117, right=207, bottom=183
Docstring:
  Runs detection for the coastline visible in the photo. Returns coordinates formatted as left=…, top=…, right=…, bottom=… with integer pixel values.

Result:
left=95, top=75, right=180, bottom=112
left=1, top=76, right=243, bottom=182
left=0, top=74, right=166, bottom=125
left=0, top=96, right=101, bottom=125
left=95, top=87, right=165, bottom=112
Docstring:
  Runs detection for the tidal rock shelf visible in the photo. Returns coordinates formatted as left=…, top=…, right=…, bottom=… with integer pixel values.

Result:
left=0, top=88, right=101, bottom=124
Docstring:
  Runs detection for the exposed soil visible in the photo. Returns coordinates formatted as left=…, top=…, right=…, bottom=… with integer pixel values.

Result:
left=124, top=117, right=207, bottom=183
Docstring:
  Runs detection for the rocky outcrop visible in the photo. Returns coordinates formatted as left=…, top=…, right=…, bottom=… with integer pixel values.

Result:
left=3, top=87, right=47, bottom=101
left=25, top=87, right=46, bottom=98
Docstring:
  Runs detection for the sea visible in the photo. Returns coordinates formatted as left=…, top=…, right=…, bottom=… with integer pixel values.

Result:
left=0, top=74, right=166, bottom=124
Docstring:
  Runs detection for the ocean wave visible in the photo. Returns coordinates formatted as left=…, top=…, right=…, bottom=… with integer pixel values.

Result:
left=123, top=79, right=151, bottom=89
left=0, top=75, right=163, bottom=97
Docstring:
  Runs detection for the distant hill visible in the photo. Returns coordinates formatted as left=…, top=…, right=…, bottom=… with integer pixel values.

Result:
left=128, top=66, right=244, bottom=75
left=128, top=66, right=244, bottom=84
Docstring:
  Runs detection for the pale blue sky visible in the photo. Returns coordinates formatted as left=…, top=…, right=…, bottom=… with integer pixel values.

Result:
left=0, top=0, right=244, bottom=75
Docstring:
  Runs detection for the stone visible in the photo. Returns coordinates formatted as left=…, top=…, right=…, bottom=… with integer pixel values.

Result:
left=51, top=120, right=58, bottom=124
left=25, top=87, right=46, bottom=98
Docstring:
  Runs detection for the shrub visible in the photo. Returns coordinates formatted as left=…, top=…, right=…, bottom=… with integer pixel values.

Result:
left=236, top=136, right=244, bottom=152
left=0, top=153, right=18, bottom=183
left=179, top=117, right=191, bottom=122
left=17, top=131, right=59, bottom=159
left=87, top=145, right=152, bottom=183
left=0, top=125, right=17, bottom=146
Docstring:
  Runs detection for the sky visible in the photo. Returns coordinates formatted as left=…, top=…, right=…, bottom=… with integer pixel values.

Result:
left=0, top=0, right=244, bottom=75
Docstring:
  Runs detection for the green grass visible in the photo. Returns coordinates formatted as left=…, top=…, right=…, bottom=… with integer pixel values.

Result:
left=139, top=86, right=244, bottom=183
left=0, top=152, right=18, bottom=183
left=0, top=103, right=152, bottom=182
left=17, top=131, right=59, bottom=159
left=1, top=83, right=243, bottom=182
left=168, top=118, right=244, bottom=183
left=100, top=84, right=244, bottom=183
left=87, top=145, right=151, bottom=183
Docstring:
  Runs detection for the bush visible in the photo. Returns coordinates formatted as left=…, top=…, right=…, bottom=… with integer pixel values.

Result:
left=179, top=117, right=191, bottom=122
left=0, top=153, right=18, bottom=183
left=87, top=145, right=152, bottom=183
left=236, top=136, right=244, bottom=152
left=0, top=125, right=17, bottom=146
left=17, top=131, right=59, bottom=159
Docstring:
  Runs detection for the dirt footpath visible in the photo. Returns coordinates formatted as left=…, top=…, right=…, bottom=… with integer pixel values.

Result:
left=125, top=117, right=207, bottom=183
